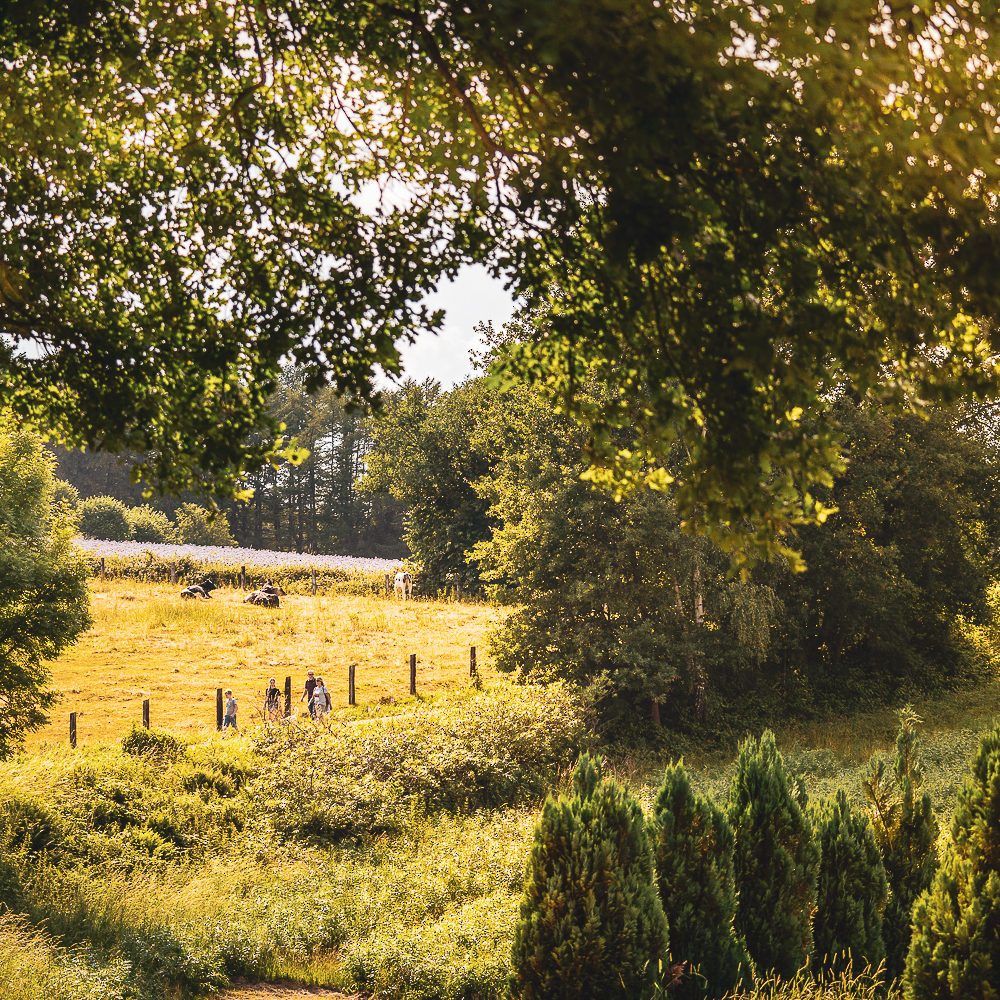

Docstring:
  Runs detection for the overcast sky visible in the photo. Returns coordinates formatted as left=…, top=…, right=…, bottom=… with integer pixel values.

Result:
left=393, top=264, right=517, bottom=387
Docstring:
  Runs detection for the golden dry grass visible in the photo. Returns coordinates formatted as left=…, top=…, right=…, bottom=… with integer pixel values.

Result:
left=32, top=579, right=499, bottom=749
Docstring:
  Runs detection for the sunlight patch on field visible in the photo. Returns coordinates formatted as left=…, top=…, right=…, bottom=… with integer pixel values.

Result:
left=33, top=580, right=499, bottom=750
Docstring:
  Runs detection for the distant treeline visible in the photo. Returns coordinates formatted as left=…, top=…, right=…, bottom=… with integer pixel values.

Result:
left=56, top=369, right=405, bottom=558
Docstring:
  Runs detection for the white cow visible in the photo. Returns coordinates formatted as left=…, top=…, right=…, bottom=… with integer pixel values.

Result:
left=393, top=571, right=413, bottom=600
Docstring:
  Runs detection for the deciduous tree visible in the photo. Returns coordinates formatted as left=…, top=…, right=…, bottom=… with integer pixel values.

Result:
left=0, top=422, right=90, bottom=756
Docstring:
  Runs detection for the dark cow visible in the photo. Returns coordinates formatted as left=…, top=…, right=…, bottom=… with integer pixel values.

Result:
left=180, top=579, right=217, bottom=600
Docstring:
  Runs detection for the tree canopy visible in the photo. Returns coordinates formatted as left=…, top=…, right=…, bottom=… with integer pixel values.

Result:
left=2, top=2, right=998, bottom=554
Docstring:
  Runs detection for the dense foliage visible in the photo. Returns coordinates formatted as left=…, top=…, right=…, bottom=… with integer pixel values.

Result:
left=0, top=423, right=90, bottom=756
left=864, top=710, right=940, bottom=978
left=812, top=791, right=888, bottom=974
left=78, top=496, right=130, bottom=543
left=905, top=726, right=1000, bottom=999
left=2, top=4, right=997, bottom=560
left=124, top=505, right=175, bottom=544
left=0, top=692, right=993, bottom=1000
left=364, top=379, right=497, bottom=593
left=512, top=753, right=668, bottom=999
left=651, top=761, right=749, bottom=998
left=376, top=372, right=1000, bottom=727
left=255, top=684, right=588, bottom=840
left=172, top=503, right=237, bottom=547
left=729, top=731, right=820, bottom=979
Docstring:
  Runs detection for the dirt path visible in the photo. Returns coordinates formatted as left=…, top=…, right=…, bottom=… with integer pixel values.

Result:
left=218, top=986, right=360, bottom=1000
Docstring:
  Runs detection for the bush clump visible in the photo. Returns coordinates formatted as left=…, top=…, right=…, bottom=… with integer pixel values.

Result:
left=121, top=727, right=186, bottom=762
left=905, top=724, right=1000, bottom=998
left=255, top=682, right=589, bottom=840
left=173, top=503, right=236, bottom=546
left=511, top=753, right=669, bottom=999
left=729, top=730, right=820, bottom=979
left=125, top=505, right=175, bottom=543
left=79, top=496, right=131, bottom=541
left=651, top=760, right=750, bottom=997
left=812, top=789, right=888, bottom=973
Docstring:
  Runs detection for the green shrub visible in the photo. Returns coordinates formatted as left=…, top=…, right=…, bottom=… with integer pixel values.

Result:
left=255, top=683, right=588, bottom=840
left=121, top=726, right=185, bottom=762
left=511, top=753, right=669, bottom=1000
left=904, top=725, right=1000, bottom=998
left=125, top=504, right=175, bottom=543
left=812, top=790, right=888, bottom=973
left=651, top=761, right=749, bottom=998
left=79, top=496, right=130, bottom=540
left=729, top=730, right=820, bottom=979
left=52, top=478, right=80, bottom=515
left=863, top=708, right=939, bottom=977
left=173, top=503, right=236, bottom=546
left=0, top=795, right=71, bottom=859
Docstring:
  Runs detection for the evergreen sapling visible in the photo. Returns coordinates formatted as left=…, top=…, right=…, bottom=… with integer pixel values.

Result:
left=512, top=753, right=669, bottom=999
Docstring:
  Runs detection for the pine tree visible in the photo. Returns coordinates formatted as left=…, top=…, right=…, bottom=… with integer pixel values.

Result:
left=651, top=761, right=750, bottom=998
left=512, top=753, right=669, bottom=999
left=904, top=726, right=1000, bottom=999
left=813, top=789, right=888, bottom=973
left=863, top=707, right=939, bottom=978
left=728, top=730, right=820, bottom=979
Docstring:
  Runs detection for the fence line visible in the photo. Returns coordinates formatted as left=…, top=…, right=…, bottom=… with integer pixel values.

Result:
left=68, top=647, right=481, bottom=746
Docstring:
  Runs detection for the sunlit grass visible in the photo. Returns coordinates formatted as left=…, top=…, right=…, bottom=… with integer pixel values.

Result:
left=33, top=579, right=498, bottom=749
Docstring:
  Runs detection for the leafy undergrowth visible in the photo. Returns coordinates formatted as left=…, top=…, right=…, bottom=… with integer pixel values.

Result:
left=0, top=675, right=992, bottom=1000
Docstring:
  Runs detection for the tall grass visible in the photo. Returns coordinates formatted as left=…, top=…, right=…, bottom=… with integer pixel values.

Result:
left=0, top=915, right=133, bottom=1000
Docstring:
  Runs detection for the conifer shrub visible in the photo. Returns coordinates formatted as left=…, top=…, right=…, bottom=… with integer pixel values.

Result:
left=651, top=760, right=750, bottom=998
left=812, top=789, right=888, bottom=973
left=511, top=753, right=669, bottom=999
left=863, top=708, right=939, bottom=977
left=728, top=730, right=820, bottom=979
left=904, top=725, right=1000, bottom=998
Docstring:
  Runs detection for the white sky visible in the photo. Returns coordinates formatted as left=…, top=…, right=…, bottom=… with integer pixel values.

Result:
left=394, top=264, right=516, bottom=387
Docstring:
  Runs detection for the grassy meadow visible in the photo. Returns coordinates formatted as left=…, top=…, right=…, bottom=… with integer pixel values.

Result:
left=5, top=582, right=1000, bottom=999
left=32, top=579, right=498, bottom=749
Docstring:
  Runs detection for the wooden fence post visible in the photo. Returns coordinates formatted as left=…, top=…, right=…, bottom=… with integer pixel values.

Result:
left=349, top=663, right=356, bottom=706
left=384, top=573, right=391, bottom=597
left=240, top=565, right=247, bottom=590
left=69, top=712, right=77, bottom=749
left=470, top=645, right=477, bottom=678
left=216, top=688, right=224, bottom=730
left=409, top=653, right=417, bottom=696
left=311, top=569, right=317, bottom=595
left=170, top=565, right=177, bottom=585
left=99, top=557, right=106, bottom=580
left=142, top=699, right=150, bottom=729
left=284, top=676, right=292, bottom=718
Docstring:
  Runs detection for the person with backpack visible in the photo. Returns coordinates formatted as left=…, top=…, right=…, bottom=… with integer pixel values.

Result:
left=311, top=676, right=331, bottom=720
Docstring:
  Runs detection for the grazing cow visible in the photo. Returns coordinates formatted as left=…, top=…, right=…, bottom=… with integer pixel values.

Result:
left=245, top=581, right=280, bottom=608
left=393, top=571, right=413, bottom=600
left=180, top=579, right=217, bottom=600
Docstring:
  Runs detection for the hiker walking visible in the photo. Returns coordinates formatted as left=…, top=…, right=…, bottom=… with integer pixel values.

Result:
left=264, top=677, right=281, bottom=721
left=222, top=689, right=239, bottom=732
left=300, top=670, right=317, bottom=718
left=311, top=676, right=331, bottom=720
